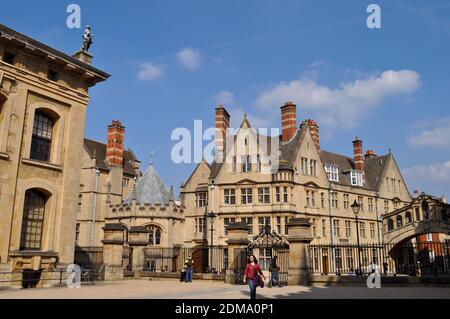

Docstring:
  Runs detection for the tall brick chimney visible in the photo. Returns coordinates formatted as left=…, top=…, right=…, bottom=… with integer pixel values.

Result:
left=106, top=120, right=125, bottom=166
left=352, top=136, right=364, bottom=171
left=301, top=119, right=320, bottom=151
left=215, top=105, right=230, bottom=162
left=281, top=101, right=297, bottom=143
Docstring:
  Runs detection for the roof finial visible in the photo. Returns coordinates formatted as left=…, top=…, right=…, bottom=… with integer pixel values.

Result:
left=149, top=151, right=155, bottom=165
left=169, top=186, right=174, bottom=202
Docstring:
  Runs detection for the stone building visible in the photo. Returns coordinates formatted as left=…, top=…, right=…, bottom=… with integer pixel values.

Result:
left=76, top=121, right=141, bottom=248
left=104, top=162, right=185, bottom=272
left=180, top=102, right=416, bottom=267
left=0, top=24, right=108, bottom=285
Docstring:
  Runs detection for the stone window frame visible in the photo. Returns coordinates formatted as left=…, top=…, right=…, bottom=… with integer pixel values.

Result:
left=12, top=179, right=58, bottom=253
left=23, top=102, right=65, bottom=166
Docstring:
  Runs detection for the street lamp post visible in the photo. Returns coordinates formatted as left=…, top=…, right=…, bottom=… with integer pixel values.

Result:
left=351, top=200, right=362, bottom=275
left=208, top=184, right=216, bottom=273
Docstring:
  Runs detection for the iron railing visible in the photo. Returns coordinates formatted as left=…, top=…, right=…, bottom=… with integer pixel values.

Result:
left=143, top=247, right=228, bottom=274
left=0, top=267, right=103, bottom=288
left=308, top=242, right=450, bottom=276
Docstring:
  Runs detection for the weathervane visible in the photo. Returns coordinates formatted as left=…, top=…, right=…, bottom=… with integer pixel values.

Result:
left=82, top=25, right=94, bottom=52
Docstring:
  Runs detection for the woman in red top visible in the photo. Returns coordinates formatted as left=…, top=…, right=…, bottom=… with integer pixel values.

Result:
left=243, top=255, right=266, bottom=299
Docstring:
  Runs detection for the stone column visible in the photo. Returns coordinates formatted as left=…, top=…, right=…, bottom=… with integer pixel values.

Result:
left=225, top=222, right=249, bottom=284
left=128, top=226, right=149, bottom=275
left=102, top=224, right=126, bottom=281
left=287, top=218, right=313, bottom=286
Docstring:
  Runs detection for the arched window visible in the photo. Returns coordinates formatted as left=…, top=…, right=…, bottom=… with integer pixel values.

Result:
left=148, top=225, right=162, bottom=246
left=387, top=218, right=394, bottom=231
left=20, top=189, right=48, bottom=250
left=422, top=201, right=430, bottom=220
left=30, top=111, right=54, bottom=162
left=396, top=215, right=403, bottom=228
left=415, top=208, right=420, bottom=221
left=405, top=212, right=412, bottom=224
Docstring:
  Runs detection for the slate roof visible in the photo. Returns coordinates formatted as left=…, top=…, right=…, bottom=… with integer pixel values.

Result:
left=83, top=138, right=139, bottom=177
left=123, top=164, right=170, bottom=205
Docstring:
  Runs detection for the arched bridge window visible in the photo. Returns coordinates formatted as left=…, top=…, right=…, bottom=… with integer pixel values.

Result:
left=387, top=218, right=394, bottom=231
left=405, top=211, right=412, bottom=224
left=20, top=189, right=48, bottom=250
left=30, top=111, right=54, bottom=162
left=396, top=215, right=403, bottom=228
left=148, top=225, right=162, bottom=246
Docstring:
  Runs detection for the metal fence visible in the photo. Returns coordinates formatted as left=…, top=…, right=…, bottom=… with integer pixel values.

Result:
left=143, top=247, right=228, bottom=274
left=308, top=242, right=450, bottom=276
left=0, top=268, right=101, bottom=288
left=74, top=246, right=104, bottom=268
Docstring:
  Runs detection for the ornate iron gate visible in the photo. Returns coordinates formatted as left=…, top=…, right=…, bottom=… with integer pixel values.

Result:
left=231, top=225, right=290, bottom=285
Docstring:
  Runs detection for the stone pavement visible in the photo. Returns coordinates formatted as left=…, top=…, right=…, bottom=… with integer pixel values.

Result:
left=0, top=279, right=449, bottom=299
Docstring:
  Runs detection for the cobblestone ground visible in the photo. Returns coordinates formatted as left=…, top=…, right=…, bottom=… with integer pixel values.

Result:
left=0, top=280, right=449, bottom=299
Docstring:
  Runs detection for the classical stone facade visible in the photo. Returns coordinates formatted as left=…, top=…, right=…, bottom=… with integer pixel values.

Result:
left=0, top=24, right=108, bottom=285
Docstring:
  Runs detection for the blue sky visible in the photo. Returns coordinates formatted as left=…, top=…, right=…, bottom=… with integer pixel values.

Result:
left=2, top=0, right=450, bottom=198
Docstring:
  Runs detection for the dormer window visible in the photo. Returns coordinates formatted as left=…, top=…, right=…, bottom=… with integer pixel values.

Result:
left=325, top=164, right=339, bottom=182
left=350, top=170, right=364, bottom=187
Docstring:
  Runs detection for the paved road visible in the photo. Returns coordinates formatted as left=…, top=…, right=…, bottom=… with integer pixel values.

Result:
left=0, top=280, right=449, bottom=299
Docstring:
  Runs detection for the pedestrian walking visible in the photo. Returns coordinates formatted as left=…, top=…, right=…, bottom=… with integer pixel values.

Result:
left=184, top=255, right=194, bottom=283
left=269, top=256, right=281, bottom=287
left=243, top=255, right=266, bottom=299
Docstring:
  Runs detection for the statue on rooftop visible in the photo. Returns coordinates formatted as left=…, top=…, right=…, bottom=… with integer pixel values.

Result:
left=82, top=25, right=94, bottom=52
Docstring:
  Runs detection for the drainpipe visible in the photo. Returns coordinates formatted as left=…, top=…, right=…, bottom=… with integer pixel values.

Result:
left=91, top=168, right=100, bottom=247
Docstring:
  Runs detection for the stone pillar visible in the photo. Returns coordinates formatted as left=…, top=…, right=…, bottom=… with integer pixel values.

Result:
left=128, top=226, right=149, bottom=275
left=102, top=224, right=126, bottom=281
left=225, top=222, right=249, bottom=284
left=287, top=218, right=313, bottom=286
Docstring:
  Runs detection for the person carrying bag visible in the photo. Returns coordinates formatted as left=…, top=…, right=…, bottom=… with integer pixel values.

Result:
left=243, top=255, right=266, bottom=299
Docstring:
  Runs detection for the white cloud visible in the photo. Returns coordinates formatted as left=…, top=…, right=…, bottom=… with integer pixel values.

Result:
left=137, top=62, right=164, bottom=81
left=255, top=70, right=420, bottom=129
left=402, top=161, right=450, bottom=198
left=177, top=47, right=201, bottom=70
left=215, top=90, right=235, bottom=106
left=408, top=118, right=450, bottom=147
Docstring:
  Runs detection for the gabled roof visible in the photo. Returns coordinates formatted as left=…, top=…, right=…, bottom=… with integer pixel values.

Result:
left=207, top=114, right=397, bottom=192
left=123, top=164, right=170, bottom=205
left=83, top=138, right=139, bottom=177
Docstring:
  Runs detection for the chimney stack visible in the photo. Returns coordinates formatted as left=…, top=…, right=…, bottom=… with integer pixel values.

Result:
left=364, top=149, right=377, bottom=159
left=215, top=105, right=230, bottom=162
left=352, top=136, right=364, bottom=171
left=301, top=119, right=320, bottom=151
left=106, top=120, right=125, bottom=166
left=281, top=101, right=297, bottom=143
